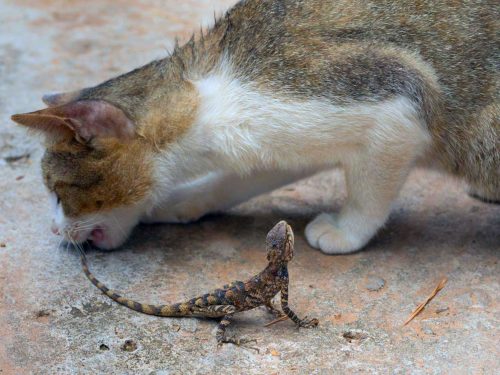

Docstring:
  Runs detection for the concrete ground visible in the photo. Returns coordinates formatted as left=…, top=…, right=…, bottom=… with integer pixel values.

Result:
left=0, top=1, right=498, bottom=373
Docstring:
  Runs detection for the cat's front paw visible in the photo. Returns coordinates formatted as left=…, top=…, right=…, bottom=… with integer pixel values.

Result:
left=305, top=213, right=367, bottom=254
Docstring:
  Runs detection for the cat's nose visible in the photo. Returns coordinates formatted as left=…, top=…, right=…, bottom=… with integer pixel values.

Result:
left=51, top=223, right=60, bottom=235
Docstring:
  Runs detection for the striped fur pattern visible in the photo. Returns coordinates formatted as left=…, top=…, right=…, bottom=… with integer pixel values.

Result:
left=81, top=221, right=318, bottom=348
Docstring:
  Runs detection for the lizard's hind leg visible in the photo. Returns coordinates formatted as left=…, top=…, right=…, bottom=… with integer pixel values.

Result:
left=216, top=314, right=259, bottom=352
left=265, top=302, right=286, bottom=319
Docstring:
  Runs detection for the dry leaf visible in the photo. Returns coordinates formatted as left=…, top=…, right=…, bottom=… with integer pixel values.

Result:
left=403, top=277, right=447, bottom=326
left=264, top=315, right=288, bottom=327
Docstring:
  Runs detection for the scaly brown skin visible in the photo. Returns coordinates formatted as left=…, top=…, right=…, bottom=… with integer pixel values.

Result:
left=81, top=221, right=318, bottom=348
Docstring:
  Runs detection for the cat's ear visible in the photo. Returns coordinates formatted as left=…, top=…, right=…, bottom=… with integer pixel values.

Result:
left=11, top=100, right=135, bottom=143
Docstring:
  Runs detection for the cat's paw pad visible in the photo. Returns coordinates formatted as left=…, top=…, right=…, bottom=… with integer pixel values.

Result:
left=305, top=213, right=364, bottom=254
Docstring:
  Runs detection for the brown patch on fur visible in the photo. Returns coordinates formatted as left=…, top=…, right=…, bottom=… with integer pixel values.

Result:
left=137, top=80, right=199, bottom=149
left=42, top=137, right=153, bottom=217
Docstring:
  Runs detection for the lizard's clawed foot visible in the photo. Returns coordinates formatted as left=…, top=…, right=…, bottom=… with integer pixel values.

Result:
left=296, top=316, right=319, bottom=328
left=217, top=336, right=260, bottom=352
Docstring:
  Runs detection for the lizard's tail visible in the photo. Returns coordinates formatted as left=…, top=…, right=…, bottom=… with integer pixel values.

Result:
left=79, top=250, right=190, bottom=317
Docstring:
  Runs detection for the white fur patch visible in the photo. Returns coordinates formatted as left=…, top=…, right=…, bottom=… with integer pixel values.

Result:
left=191, top=62, right=430, bottom=174
left=51, top=195, right=146, bottom=250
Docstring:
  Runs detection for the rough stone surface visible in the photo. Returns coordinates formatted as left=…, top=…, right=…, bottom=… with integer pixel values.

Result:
left=0, top=1, right=499, bottom=374
left=365, top=276, right=386, bottom=292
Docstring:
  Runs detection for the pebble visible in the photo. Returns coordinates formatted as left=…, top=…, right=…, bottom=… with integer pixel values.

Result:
left=365, top=276, right=385, bottom=291
left=423, top=327, right=435, bottom=335
left=435, top=307, right=449, bottom=314
left=122, top=339, right=138, bottom=352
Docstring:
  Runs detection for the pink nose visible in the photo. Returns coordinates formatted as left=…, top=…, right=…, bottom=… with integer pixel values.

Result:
left=51, top=224, right=60, bottom=235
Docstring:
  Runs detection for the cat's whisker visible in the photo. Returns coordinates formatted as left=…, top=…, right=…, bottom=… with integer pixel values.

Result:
left=55, top=236, right=64, bottom=251
left=67, top=234, right=75, bottom=248
left=74, top=223, right=100, bottom=232
left=74, top=241, right=87, bottom=262
left=71, top=220, right=96, bottom=230
left=67, top=219, right=103, bottom=242
left=110, top=213, right=127, bottom=238
left=63, top=238, right=70, bottom=257
left=73, top=218, right=100, bottom=230
left=74, top=217, right=99, bottom=225
left=73, top=224, right=95, bottom=231
left=67, top=234, right=82, bottom=255
left=71, top=238, right=88, bottom=265
left=54, top=236, right=65, bottom=258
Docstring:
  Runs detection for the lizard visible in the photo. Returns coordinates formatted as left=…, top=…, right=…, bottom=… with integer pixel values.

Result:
left=79, top=220, right=319, bottom=348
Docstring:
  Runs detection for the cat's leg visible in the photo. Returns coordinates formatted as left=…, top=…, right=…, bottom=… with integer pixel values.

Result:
left=305, top=104, right=431, bottom=254
left=143, top=168, right=318, bottom=224
left=306, top=153, right=416, bottom=254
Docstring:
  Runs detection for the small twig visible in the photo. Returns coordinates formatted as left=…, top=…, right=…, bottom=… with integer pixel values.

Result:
left=264, top=315, right=289, bottom=327
left=403, top=277, right=448, bottom=326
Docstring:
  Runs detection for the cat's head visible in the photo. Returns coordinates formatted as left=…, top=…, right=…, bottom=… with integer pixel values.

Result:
left=11, top=95, right=155, bottom=249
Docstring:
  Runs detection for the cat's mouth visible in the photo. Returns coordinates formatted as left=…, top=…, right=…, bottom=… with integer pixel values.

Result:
left=51, top=203, right=143, bottom=250
left=57, top=224, right=108, bottom=248
left=89, top=227, right=105, bottom=244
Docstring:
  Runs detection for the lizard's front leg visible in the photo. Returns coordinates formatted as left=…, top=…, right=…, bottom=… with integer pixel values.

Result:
left=280, top=284, right=319, bottom=328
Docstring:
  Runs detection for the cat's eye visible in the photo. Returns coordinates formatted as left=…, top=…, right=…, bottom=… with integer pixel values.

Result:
left=56, top=195, right=61, bottom=204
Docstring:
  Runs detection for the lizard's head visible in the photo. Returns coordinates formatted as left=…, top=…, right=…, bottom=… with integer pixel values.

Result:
left=266, top=220, right=294, bottom=264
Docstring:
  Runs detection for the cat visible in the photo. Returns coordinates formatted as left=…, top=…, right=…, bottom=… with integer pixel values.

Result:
left=12, top=0, right=499, bottom=253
